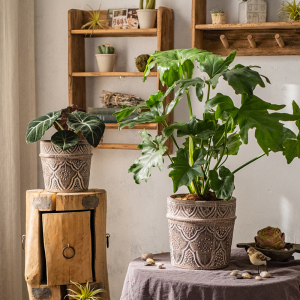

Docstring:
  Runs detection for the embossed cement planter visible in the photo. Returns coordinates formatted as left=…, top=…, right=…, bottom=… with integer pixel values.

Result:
left=167, top=195, right=236, bottom=270
left=40, top=141, right=92, bottom=193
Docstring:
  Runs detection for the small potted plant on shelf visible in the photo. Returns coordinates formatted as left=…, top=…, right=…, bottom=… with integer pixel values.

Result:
left=26, top=105, right=105, bottom=193
left=278, top=0, right=300, bottom=22
left=137, top=0, right=157, bottom=29
left=114, top=48, right=300, bottom=270
left=95, top=44, right=116, bottom=72
left=210, top=9, right=227, bottom=24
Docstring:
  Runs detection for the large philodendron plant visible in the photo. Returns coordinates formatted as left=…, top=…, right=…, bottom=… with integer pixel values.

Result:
left=26, top=105, right=105, bottom=150
left=114, top=49, right=300, bottom=201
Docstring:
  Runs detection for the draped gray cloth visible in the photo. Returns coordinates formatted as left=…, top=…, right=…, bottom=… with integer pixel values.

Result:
left=121, top=249, right=300, bottom=300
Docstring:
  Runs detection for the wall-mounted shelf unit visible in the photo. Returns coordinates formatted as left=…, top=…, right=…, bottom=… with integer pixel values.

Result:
left=68, top=7, right=174, bottom=153
left=192, top=0, right=300, bottom=56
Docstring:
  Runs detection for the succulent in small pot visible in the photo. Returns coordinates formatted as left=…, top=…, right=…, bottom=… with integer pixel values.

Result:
left=255, top=226, right=286, bottom=250
left=137, top=0, right=157, bottom=29
left=95, top=44, right=116, bottom=72
left=26, top=105, right=105, bottom=192
left=210, top=9, right=227, bottom=24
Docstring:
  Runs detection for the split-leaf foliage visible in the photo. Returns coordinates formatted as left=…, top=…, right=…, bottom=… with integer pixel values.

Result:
left=114, top=49, right=300, bottom=200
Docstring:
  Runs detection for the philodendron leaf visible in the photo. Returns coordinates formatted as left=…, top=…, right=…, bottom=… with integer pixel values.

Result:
left=209, top=166, right=235, bottom=201
left=168, top=148, right=207, bottom=193
left=129, top=130, right=168, bottom=184
left=234, top=95, right=297, bottom=154
left=223, top=64, right=266, bottom=97
left=292, top=100, right=300, bottom=131
left=51, top=130, right=79, bottom=151
left=175, top=77, right=205, bottom=101
left=114, top=103, right=147, bottom=122
left=283, top=138, right=300, bottom=164
left=26, top=110, right=62, bottom=143
left=67, top=111, right=105, bottom=147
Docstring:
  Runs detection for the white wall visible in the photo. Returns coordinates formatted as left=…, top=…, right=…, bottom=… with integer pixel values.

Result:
left=35, top=1, right=300, bottom=299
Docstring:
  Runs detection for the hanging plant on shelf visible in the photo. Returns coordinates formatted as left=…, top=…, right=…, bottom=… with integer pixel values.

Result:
left=81, top=4, right=108, bottom=34
left=66, top=281, right=105, bottom=300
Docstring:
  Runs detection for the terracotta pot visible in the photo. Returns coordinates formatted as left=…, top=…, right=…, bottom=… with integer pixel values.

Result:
left=211, top=13, right=227, bottom=24
left=167, top=195, right=236, bottom=270
left=40, top=141, right=92, bottom=193
left=137, top=9, right=157, bottom=29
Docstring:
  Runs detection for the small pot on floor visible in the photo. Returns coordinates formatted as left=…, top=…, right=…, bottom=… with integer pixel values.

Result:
left=167, top=195, right=236, bottom=270
left=40, top=140, right=92, bottom=193
left=137, top=9, right=157, bottom=28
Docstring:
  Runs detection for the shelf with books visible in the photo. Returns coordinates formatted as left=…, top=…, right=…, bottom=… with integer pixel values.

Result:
left=72, top=72, right=157, bottom=77
left=68, top=7, right=174, bottom=153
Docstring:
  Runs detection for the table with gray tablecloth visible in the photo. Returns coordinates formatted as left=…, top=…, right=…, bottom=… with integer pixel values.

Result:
left=120, top=249, right=300, bottom=300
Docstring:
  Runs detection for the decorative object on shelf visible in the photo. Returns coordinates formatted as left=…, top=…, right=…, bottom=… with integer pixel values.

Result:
left=115, top=48, right=300, bottom=270
left=81, top=4, right=108, bottom=34
left=67, top=281, right=105, bottom=300
left=108, top=8, right=139, bottom=29
left=210, top=9, right=227, bottom=24
left=247, top=247, right=271, bottom=274
left=100, top=90, right=145, bottom=108
left=137, top=0, right=157, bottom=28
left=255, top=226, right=286, bottom=250
left=278, top=0, right=300, bottom=22
left=136, top=54, right=150, bottom=72
left=95, top=44, right=116, bottom=72
left=26, top=105, right=105, bottom=192
left=239, top=0, right=267, bottom=23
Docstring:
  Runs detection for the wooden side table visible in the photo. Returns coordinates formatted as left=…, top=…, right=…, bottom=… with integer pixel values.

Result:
left=24, top=189, right=110, bottom=300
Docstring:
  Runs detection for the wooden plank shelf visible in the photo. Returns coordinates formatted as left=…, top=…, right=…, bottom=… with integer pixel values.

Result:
left=97, top=143, right=139, bottom=150
left=71, top=28, right=158, bottom=37
left=195, top=22, right=300, bottom=31
left=191, top=0, right=300, bottom=56
left=72, top=72, right=157, bottom=77
left=105, top=123, right=158, bottom=130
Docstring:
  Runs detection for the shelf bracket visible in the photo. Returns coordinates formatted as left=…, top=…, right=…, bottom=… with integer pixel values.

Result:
left=247, top=35, right=257, bottom=48
left=275, top=34, right=285, bottom=48
left=220, top=35, right=230, bottom=49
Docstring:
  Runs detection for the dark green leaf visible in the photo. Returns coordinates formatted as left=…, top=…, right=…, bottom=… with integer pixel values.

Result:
left=223, top=64, right=265, bottom=96
left=209, top=166, right=234, bottom=200
left=200, top=51, right=236, bottom=81
left=292, top=100, right=300, bottom=131
left=168, top=148, right=207, bottom=193
left=146, top=90, right=165, bottom=115
left=176, top=77, right=205, bottom=102
left=67, top=111, right=105, bottom=147
left=283, top=137, right=300, bottom=164
left=26, top=110, right=62, bottom=143
left=129, top=130, right=168, bottom=183
left=114, top=103, right=147, bottom=122
left=51, top=130, right=79, bottom=151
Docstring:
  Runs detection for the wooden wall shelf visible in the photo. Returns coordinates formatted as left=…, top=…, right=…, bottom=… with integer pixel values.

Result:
left=68, top=7, right=174, bottom=153
left=104, top=123, right=158, bottom=130
left=72, top=72, right=157, bottom=77
left=192, top=0, right=300, bottom=56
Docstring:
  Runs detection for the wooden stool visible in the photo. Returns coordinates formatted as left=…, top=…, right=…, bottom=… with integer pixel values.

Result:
left=24, top=189, right=110, bottom=299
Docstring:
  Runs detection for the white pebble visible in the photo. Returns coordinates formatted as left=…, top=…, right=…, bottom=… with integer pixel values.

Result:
left=260, top=271, right=271, bottom=278
left=230, top=270, right=239, bottom=276
left=141, top=253, right=154, bottom=260
left=146, top=258, right=155, bottom=265
left=255, top=276, right=262, bottom=281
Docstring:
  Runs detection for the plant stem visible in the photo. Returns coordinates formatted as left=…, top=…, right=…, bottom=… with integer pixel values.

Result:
left=232, top=153, right=266, bottom=174
left=213, top=122, right=228, bottom=171
left=163, top=120, right=180, bottom=150
left=54, top=121, right=64, bottom=131
left=207, top=83, right=211, bottom=102
left=167, top=153, right=174, bottom=164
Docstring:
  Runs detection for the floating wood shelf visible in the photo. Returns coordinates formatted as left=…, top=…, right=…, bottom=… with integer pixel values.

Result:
left=72, top=72, right=157, bottom=77
left=97, top=143, right=139, bottom=150
left=104, top=123, right=158, bottom=130
left=71, top=28, right=158, bottom=37
left=192, top=0, right=300, bottom=56
left=68, top=7, right=174, bottom=153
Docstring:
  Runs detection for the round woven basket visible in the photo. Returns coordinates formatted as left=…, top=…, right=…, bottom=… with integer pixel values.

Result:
left=167, top=195, right=237, bottom=270
left=39, top=140, right=92, bottom=193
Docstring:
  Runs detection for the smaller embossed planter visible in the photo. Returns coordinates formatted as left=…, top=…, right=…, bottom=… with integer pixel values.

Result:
left=167, top=195, right=236, bottom=270
left=40, top=141, right=92, bottom=193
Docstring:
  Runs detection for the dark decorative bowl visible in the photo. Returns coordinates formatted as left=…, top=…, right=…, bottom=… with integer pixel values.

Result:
left=237, top=243, right=300, bottom=262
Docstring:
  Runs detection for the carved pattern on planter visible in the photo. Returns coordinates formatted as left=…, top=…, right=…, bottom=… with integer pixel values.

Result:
left=167, top=196, right=236, bottom=270
left=40, top=141, right=92, bottom=193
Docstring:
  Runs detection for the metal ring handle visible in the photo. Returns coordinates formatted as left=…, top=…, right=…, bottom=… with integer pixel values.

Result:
left=62, top=244, right=75, bottom=259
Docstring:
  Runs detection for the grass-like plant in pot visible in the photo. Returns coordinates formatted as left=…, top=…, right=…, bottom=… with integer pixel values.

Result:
left=26, top=105, right=105, bottom=193
left=115, top=48, right=300, bottom=269
left=137, top=0, right=157, bottom=29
